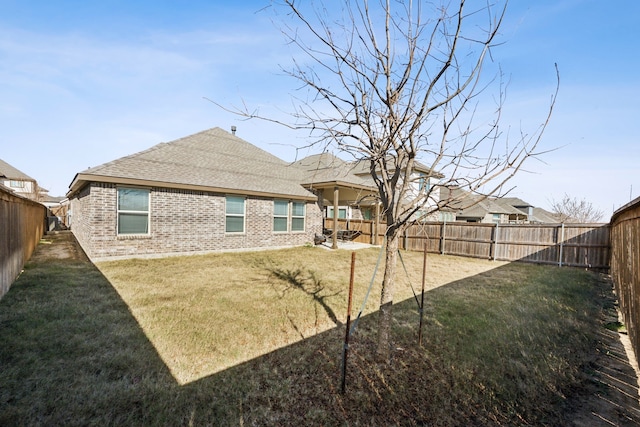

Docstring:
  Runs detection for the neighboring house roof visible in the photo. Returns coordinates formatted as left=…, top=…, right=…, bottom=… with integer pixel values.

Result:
left=530, top=207, right=561, bottom=224
left=457, top=198, right=523, bottom=219
left=491, top=198, right=531, bottom=216
left=0, top=158, right=35, bottom=181
left=499, top=197, right=532, bottom=209
left=440, top=187, right=530, bottom=219
left=67, top=127, right=316, bottom=200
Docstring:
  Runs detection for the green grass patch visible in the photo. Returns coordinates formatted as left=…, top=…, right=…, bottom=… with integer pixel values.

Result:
left=0, top=244, right=613, bottom=425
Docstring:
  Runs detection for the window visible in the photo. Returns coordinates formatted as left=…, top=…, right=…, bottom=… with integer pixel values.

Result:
left=226, top=196, right=245, bottom=233
left=362, top=208, right=373, bottom=220
left=117, top=188, right=149, bottom=234
left=291, top=202, right=305, bottom=231
left=327, top=207, right=347, bottom=219
left=9, top=180, right=24, bottom=188
left=418, top=173, right=430, bottom=192
left=274, top=200, right=289, bottom=232
left=273, top=200, right=306, bottom=232
left=492, top=213, right=501, bottom=224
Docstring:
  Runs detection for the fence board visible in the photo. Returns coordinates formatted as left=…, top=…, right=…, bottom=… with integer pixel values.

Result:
left=330, top=218, right=610, bottom=270
left=610, top=197, right=640, bottom=372
left=0, top=187, right=47, bottom=299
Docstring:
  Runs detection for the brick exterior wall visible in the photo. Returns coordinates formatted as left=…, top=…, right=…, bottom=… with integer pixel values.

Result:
left=70, top=183, right=323, bottom=260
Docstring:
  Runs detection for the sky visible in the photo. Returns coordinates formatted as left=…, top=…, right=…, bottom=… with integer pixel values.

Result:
left=0, top=0, right=638, bottom=218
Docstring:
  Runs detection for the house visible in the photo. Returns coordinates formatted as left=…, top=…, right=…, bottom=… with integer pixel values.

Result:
left=292, top=153, right=444, bottom=222
left=66, top=127, right=323, bottom=260
left=442, top=188, right=558, bottom=224
left=0, top=158, right=39, bottom=201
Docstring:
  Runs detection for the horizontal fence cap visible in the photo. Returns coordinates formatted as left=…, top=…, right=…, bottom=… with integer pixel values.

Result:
left=611, top=196, right=640, bottom=224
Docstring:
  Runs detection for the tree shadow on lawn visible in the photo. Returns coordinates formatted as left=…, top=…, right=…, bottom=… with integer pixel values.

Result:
left=1, top=236, right=639, bottom=425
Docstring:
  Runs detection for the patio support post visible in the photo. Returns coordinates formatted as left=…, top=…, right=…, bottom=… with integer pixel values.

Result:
left=333, top=186, right=339, bottom=249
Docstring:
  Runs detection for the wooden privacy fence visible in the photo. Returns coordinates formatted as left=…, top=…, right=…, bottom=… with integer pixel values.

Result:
left=610, top=197, right=640, bottom=370
left=333, top=218, right=611, bottom=270
left=0, top=187, right=47, bottom=299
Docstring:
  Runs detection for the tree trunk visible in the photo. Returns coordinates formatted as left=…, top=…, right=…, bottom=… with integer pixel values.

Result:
left=377, top=230, right=400, bottom=362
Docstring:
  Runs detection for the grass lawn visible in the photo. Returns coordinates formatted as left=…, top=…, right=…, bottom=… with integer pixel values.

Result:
left=0, top=239, right=623, bottom=425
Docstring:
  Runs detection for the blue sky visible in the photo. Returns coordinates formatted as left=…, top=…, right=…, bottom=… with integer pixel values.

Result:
left=1, top=0, right=638, bottom=218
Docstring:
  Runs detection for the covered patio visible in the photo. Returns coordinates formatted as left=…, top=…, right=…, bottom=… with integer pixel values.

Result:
left=307, top=181, right=380, bottom=249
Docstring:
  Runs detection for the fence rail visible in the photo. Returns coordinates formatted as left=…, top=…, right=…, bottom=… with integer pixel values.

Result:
left=332, top=218, right=611, bottom=270
left=0, top=187, right=47, bottom=299
left=610, top=197, right=640, bottom=371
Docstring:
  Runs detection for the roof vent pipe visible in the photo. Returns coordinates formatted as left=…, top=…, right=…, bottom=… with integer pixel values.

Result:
left=231, top=126, right=237, bottom=135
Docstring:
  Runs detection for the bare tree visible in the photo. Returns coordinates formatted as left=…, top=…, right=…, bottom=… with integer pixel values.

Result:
left=550, top=194, right=604, bottom=223
left=222, top=0, right=557, bottom=361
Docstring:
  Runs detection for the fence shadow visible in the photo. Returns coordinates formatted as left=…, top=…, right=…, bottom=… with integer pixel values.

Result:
left=1, top=233, right=638, bottom=425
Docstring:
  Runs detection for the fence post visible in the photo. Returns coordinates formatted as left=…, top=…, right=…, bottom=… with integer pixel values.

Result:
left=558, top=223, right=565, bottom=267
left=492, top=222, right=499, bottom=261
left=404, top=228, right=408, bottom=250
left=440, top=221, right=446, bottom=255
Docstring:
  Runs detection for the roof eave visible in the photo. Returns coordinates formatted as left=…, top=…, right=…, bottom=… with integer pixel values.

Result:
left=300, top=179, right=377, bottom=193
left=67, top=174, right=317, bottom=202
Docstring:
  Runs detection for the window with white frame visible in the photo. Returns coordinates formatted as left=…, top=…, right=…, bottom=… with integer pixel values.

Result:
left=273, top=200, right=306, bottom=232
left=291, top=202, right=305, bottom=231
left=327, top=206, right=347, bottom=219
left=117, top=188, right=150, bottom=235
left=274, top=200, right=289, bottom=232
left=226, top=196, right=245, bottom=233
left=9, top=180, right=24, bottom=188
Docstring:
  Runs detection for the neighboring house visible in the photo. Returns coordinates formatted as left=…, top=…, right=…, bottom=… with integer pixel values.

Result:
left=529, top=207, right=562, bottom=224
left=454, top=197, right=526, bottom=223
left=442, top=188, right=558, bottom=224
left=0, top=158, right=39, bottom=201
left=66, top=127, right=323, bottom=260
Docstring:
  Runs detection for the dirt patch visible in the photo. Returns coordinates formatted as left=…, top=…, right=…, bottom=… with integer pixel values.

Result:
left=32, top=231, right=89, bottom=263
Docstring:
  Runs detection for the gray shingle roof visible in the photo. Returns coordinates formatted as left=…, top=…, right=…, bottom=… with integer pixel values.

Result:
left=292, top=153, right=376, bottom=189
left=0, top=158, right=35, bottom=181
left=530, top=207, right=561, bottom=224
left=440, top=187, right=527, bottom=217
left=69, top=127, right=315, bottom=199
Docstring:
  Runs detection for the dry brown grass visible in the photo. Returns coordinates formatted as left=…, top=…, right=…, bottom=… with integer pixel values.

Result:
left=2, top=236, right=631, bottom=425
left=96, top=246, right=507, bottom=384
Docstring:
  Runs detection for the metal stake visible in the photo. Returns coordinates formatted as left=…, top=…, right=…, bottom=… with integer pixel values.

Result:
left=341, top=251, right=356, bottom=394
left=418, top=243, right=427, bottom=346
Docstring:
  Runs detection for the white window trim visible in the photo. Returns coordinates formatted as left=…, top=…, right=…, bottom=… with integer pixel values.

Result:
left=225, top=195, right=246, bottom=234
left=327, top=206, right=348, bottom=220
left=116, top=187, right=151, bottom=236
left=291, top=201, right=306, bottom=233
left=273, top=200, right=289, bottom=233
